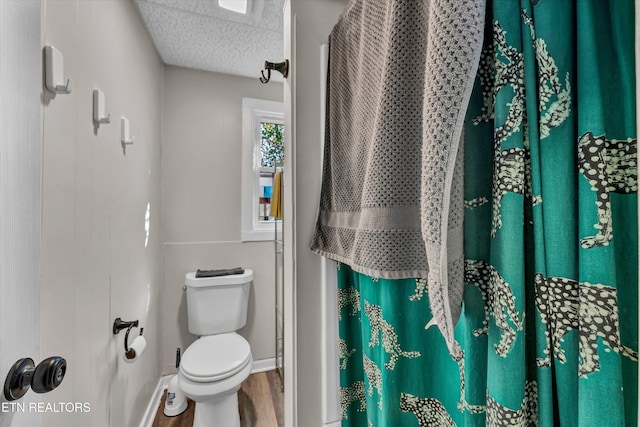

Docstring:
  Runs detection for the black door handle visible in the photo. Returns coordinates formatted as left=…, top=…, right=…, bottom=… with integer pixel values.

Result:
left=32, top=356, right=66, bottom=394
left=4, top=356, right=67, bottom=401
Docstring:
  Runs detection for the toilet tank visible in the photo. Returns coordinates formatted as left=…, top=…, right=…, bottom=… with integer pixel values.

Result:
left=184, top=270, right=253, bottom=336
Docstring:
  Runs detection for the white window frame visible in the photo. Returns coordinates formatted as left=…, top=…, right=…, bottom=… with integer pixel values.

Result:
left=241, top=97, right=284, bottom=241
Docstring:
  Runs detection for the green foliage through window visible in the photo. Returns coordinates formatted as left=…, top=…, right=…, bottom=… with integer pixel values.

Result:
left=260, top=122, right=285, bottom=168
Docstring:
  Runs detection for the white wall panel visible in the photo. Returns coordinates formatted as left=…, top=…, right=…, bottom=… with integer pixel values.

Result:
left=0, top=2, right=42, bottom=427
left=40, top=1, right=164, bottom=426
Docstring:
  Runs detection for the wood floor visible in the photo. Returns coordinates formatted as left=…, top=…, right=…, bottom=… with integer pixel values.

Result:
left=151, top=370, right=284, bottom=427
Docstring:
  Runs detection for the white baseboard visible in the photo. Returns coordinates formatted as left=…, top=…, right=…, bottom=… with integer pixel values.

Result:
left=324, top=420, right=341, bottom=427
left=139, top=359, right=276, bottom=427
left=139, top=375, right=172, bottom=427
left=251, top=357, right=276, bottom=373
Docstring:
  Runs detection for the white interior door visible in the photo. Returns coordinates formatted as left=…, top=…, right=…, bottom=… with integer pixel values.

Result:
left=283, top=1, right=348, bottom=425
left=0, top=1, right=43, bottom=427
left=282, top=2, right=296, bottom=426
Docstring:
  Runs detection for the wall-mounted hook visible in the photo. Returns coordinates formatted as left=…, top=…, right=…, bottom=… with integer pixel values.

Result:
left=93, top=89, right=111, bottom=124
left=44, top=46, right=72, bottom=94
left=259, top=69, right=271, bottom=84
left=121, top=117, right=135, bottom=146
left=260, top=59, right=289, bottom=84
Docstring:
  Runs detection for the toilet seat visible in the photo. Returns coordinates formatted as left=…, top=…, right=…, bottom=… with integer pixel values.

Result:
left=180, top=333, right=251, bottom=383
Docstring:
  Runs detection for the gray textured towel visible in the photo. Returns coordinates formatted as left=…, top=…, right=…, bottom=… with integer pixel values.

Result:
left=309, top=0, right=485, bottom=354
left=195, top=268, right=245, bottom=278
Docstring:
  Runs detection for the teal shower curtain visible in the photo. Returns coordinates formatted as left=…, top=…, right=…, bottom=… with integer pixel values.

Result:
left=338, top=1, right=638, bottom=426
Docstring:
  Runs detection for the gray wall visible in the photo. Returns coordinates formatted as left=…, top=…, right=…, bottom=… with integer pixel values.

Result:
left=40, top=1, right=164, bottom=426
left=161, top=66, right=283, bottom=373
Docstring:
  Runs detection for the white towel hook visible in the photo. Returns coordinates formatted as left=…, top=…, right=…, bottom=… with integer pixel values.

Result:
left=93, top=89, right=111, bottom=124
left=121, top=117, right=135, bottom=146
left=44, top=46, right=72, bottom=94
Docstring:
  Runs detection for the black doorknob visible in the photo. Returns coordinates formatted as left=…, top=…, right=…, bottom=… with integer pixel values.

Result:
left=3, top=358, right=35, bottom=401
left=32, top=357, right=66, bottom=394
left=3, top=356, right=67, bottom=401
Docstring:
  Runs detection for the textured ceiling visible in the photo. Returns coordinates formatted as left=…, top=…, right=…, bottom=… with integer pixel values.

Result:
left=134, top=0, right=284, bottom=81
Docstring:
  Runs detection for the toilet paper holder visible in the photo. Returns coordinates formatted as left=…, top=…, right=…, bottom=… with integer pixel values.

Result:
left=113, top=318, right=143, bottom=359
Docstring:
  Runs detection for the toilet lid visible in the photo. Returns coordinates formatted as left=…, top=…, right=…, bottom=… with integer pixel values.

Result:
left=180, top=333, right=251, bottom=383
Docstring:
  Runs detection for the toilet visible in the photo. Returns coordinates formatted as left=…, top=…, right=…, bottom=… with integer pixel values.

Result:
left=178, top=269, right=253, bottom=427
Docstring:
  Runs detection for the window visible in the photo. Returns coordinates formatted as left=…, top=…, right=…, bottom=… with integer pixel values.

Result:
left=241, top=98, right=284, bottom=241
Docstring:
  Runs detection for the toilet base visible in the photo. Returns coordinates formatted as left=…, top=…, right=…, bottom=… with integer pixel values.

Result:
left=178, top=338, right=252, bottom=427
left=192, top=385, right=241, bottom=427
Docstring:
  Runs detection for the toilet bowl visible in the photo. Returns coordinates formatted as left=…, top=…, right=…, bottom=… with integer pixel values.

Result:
left=178, top=269, right=253, bottom=427
left=178, top=333, right=252, bottom=427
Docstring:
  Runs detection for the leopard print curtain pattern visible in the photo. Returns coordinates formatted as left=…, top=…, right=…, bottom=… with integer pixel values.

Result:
left=333, top=0, right=637, bottom=426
